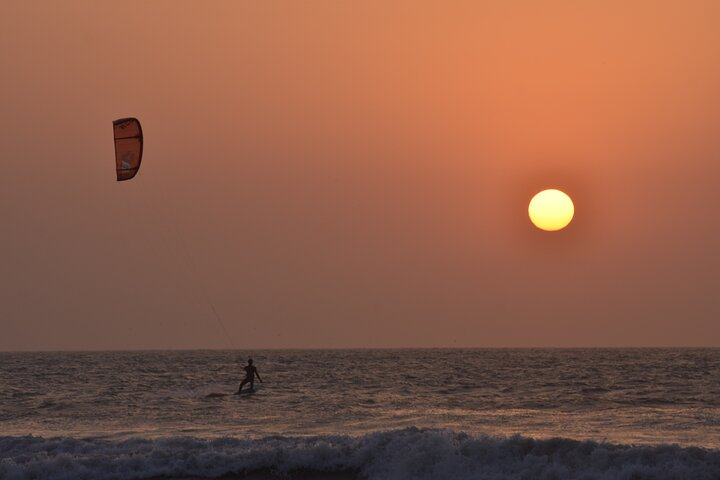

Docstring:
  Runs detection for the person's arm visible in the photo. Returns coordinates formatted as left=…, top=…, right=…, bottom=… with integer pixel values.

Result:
left=255, top=368, right=263, bottom=383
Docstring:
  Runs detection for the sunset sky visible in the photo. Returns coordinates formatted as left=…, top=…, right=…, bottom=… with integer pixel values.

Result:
left=2, top=1, right=720, bottom=350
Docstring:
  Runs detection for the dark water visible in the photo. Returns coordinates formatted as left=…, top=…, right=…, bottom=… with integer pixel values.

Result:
left=2, top=349, right=720, bottom=479
left=2, top=348, right=719, bottom=445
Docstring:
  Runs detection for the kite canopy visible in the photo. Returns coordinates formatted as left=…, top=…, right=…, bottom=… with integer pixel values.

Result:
left=113, top=117, right=143, bottom=181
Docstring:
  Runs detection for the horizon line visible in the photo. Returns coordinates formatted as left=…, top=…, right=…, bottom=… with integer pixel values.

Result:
left=2, top=345, right=720, bottom=354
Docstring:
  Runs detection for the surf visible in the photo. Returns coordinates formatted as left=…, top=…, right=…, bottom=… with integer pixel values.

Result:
left=3, top=428, right=720, bottom=480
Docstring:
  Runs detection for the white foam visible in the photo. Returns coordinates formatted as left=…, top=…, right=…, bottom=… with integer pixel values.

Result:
left=2, top=428, right=720, bottom=480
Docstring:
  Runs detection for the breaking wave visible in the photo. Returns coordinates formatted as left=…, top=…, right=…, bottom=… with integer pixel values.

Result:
left=2, top=428, right=720, bottom=480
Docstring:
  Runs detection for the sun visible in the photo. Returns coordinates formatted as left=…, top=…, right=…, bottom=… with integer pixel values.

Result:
left=528, top=189, right=574, bottom=231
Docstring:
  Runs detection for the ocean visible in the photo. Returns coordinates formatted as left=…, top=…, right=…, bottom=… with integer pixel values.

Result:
left=2, top=348, right=720, bottom=479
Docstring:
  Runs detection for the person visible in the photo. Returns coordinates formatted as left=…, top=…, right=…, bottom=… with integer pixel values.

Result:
left=236, top=358, right=262, bottom=394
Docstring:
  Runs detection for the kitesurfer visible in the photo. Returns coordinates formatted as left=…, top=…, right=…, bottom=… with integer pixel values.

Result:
left=236, top=358, right=262, bottom=394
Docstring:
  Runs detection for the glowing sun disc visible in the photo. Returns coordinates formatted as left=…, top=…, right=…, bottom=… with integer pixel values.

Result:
left=528, top=189, right=574, bottom=231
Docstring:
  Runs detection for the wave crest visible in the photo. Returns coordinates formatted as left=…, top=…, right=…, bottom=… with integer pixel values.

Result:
left=2, top=428, right=720, bottom=480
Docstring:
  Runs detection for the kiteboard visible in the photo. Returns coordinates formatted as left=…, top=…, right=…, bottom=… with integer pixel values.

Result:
left=205, top=392, right=229, bottom=398
left=234, top=387, right=258, bottom=396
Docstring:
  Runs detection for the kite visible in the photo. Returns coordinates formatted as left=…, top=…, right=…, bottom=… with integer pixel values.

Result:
left=113, top=117, right=143, bottom=181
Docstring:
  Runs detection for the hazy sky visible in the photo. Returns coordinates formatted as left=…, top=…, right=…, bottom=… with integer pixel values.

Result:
left=2, top=1, right=720, bottom=350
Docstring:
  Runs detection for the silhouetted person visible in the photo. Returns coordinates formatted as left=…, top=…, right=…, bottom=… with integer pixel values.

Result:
left=236, top=358, right=262, bottom=394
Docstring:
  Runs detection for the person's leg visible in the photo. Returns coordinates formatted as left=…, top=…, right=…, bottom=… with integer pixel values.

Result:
left=237, top=378, right=249, bottom=393
left=249, top=379, right=254, bottom=391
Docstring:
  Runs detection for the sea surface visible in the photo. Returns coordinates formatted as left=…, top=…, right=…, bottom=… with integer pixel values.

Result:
left=2, top=348, right=720, bottom=479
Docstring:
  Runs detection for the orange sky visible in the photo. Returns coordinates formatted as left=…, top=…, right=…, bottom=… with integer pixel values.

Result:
left=2, top=0, right=720, bottom=350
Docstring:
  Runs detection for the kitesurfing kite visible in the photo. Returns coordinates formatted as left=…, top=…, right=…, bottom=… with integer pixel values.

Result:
left=113, top=117, right=143, bottom=181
